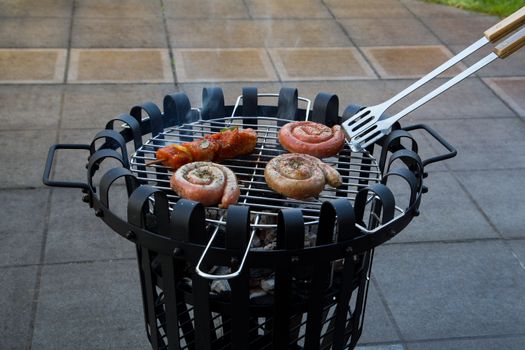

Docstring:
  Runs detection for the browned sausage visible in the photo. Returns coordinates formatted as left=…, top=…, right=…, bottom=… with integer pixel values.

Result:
left=264, top=153, right=342, bottom=200
left=170, top=162, right=240, bottom=208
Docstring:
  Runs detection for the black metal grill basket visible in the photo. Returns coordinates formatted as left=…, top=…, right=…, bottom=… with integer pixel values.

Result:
left=43, top=86, right=456, bottom=350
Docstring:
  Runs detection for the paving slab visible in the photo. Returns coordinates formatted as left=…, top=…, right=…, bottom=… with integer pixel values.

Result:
left=68, top=49, right=173, bottom=84
left=407, top=335, right=525, bottom=350
left=372, top=241, right=525, bottom=341
left=340, top=18, right=441, bottom=47
left=0, top=129, right=57, bottom=188
left=423, top=16, right=499, bottom=45
left=60, top=84, right=175, bottom=129
left=484, top=78, right=525, bottom=118
left=74, top=0, right=162, bottom=18
left=455, top=169, right=525, bottom=238
left=0, top=0, right=73, bottom=17
left=357, top=345, right=405, bottom=350
left=0, top=265, right=38, bottom=350
left=509, top=240, right=525, bottom=267
left=173, top=48, right=278, bottom=83
left=45, top=188, right=135, bottom=264
left=0, top=49, right=66, bottom=84
left=361, top=45, right=463, bottom=79
left=358, top=279, right=402, bottom=344
left=400, top=0, right=478, bottom=18
left=387, top=171, right=497, bottom=243
left=32, top=260, right=149, bottom=350
left=246, top=0, right=332, bottom=19
left=71, top=17, right=167, bottom=48
left=324, top=0, right=413, bottom=18
left=0, top=188, right=49, bottom=267
left=0, top=85, right=63, bottom=130
left=164, top=0, right=249, bottom=19
left=167, top=19, right=352, bottom=48
left=422, top=118, right=525, bottom=171
left=268, top=47, right=376, bottom=81
left=0, top=18, right=71, bottom=48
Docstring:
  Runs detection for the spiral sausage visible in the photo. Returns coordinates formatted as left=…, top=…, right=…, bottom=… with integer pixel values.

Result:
left=264, top=153, right=342, bottom=200
left=278, top=121, right=345, bottom=158
left=170, top=162, right=240, bottom=208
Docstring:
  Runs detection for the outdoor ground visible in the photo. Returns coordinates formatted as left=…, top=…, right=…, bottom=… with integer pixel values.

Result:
left=1, top=0, right=525, bottom=349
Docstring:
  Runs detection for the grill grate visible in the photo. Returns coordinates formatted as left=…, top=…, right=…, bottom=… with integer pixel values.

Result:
left=130, top=116, right=382, bottom=229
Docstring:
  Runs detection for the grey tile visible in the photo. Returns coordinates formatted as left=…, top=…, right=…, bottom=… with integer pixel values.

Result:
left=0, top=18, right=71, bottom=48
left=400, top=0, right=478, bottom=18
left=32, top=260, right=150, bottom=350
left=387, top=171, right=497, bottom=243
left=61, top=84, right=175, bottom=129
left=372, top=241, right=525, bottom=340
left=71, top=18, right=167, bottom=48
left=246, top=0, right=332, bottom=19
left=341, top=18, right=441, bottom=46
left=424, top=16, right=499, bottom=45
left=408, top=335, right=525, bottom=350
left=0, top=0, right=73, bottom=17
left=422, top=118, right=525, bottom=171
left=324, top=0, right=412, bottom=18
left=357, top=345, right=404, bottom=350
left=164, top=0, right=250, bottom=19
left=358, top=281, right=401, bottom=344
left=484, top=78, right=525, bottom=118
left=0, top=129, right=57, bottom=188
left=0, top=85, right=63, bottom=130
left=0, top=189, right=49, bottom=266
left=456, top=170, right=525, bottom=238
left=74, top=0, right=162, bottom=18
left=509, top=240, right=525, bottom=267
left=45, top=188, right=135, bottom=264
left=0, top=265, right=38, bottom=350
left=167, top=19, right=352, bottom=48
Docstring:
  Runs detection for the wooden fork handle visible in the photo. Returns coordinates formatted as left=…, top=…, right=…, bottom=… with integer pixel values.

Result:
left=494, top=27, right=525, bottom=58
left=484, top=6, right=525, bottom=42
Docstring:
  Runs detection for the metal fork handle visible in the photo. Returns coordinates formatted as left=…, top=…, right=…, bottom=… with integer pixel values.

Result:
left=386, top=27, right=525, bottom=125
left=378, top=6, right=525, bottom=113
left=381, top=38, right=488, bottom=110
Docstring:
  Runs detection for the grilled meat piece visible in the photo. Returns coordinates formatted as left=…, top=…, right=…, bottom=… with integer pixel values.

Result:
left=154, top=128, right=257, bottom=170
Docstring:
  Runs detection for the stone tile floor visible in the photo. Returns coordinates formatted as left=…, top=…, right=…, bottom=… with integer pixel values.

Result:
left=0, top=0, right=524, bottom=349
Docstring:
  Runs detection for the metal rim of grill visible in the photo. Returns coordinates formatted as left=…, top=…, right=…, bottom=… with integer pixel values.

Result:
left=130, top=116, right=388, bottom=230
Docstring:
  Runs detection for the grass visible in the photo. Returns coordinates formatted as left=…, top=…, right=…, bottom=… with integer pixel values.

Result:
left=424, top=0, right=525, bottom=17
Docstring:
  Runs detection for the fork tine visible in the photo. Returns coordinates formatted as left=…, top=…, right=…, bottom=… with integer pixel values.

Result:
left=352, top=129, right=385, bottom=150
left=344, top=108, right=371, bottom=124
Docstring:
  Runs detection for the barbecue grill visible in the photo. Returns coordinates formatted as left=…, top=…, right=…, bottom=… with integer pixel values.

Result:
left=43, top=86, right=456, bottom=350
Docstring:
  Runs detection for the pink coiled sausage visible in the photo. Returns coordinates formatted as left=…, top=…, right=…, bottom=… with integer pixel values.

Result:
left=278, top=121, right=345, bottom=158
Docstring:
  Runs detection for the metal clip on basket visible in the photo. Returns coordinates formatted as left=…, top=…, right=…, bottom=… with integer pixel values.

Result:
left=43, top=86, right=456, bottom=350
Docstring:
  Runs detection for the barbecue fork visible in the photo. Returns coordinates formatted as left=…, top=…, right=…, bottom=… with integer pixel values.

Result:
left=344, top=6, right=525, bottom=151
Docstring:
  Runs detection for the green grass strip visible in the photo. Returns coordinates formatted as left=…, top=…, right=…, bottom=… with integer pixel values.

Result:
left=424, top=0, right=525, bottom=17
